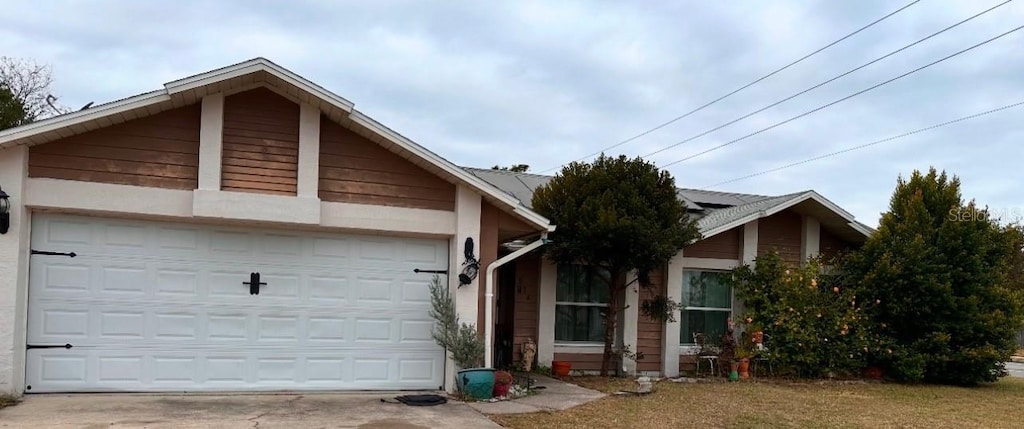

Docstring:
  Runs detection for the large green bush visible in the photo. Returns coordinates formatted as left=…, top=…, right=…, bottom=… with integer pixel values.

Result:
left=842, top=168, right=1024, bottom=385
left=731, top=252, right=878, bottom=378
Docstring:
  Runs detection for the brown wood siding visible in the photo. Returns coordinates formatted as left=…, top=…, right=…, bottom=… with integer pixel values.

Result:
left=513, top=255, right=541, bottom=365
left=679, top=354, right=697, bottom=374
left=758, top=210, right=803, bottom=264
left=685, top=227, right=741, bottom=259
left=28, top=104, right=201, bottom=189
left=319, top=117, right=456, bottom=210
left=221, top=88, right=299, bottom=195
left=553, top=353, right=603, bottom=371
left=820, top=227, right=855, bottom=262
left=478, top=201, right=500, bottom=333
left=637, top=266, right=665, bottom=372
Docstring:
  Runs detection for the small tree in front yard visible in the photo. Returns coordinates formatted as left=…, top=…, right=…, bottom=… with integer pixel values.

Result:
left=843, top=168, right=1024, bottom=385
left=532, top=154, right=700, bottom=375
left=731, top=252, right=876, bottom=377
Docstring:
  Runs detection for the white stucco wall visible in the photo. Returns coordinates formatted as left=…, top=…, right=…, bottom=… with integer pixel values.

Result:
left=0, top=147, right=30, bottom=395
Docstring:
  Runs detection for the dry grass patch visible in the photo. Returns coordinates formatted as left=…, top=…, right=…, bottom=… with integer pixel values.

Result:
left=0, top=395, right=18, bottom=410
left=490, top=377, right=1024, bottom=429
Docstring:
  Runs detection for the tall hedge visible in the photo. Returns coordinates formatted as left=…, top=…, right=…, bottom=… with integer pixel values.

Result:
left=844, top=168, right=1024, bottom=385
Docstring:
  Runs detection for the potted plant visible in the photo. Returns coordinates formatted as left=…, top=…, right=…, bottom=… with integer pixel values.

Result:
left=493, top=370, right=513, bottom=397
left=428, top=276, right=493, bottom=400
left=735, top=346, right=753, bottom=380
left=551, top=360, right=572, bottom=377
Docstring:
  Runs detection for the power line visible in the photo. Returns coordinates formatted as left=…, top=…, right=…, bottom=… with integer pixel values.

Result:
left=702, top=100, right=1024, bottom=189
left=660, top=23, right=1024, bottom=169
left=536, top=0, right=923, bottom=173
left=645, top=0, right=1014, bottom=160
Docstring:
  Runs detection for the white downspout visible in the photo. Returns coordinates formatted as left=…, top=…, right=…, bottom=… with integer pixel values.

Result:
left=483, top=233, right=549, bottom=368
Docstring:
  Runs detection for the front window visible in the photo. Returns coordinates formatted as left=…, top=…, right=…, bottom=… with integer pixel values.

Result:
left=680, top=270, right=732, bottom=344
left=555, top=264, right=609, bottom=343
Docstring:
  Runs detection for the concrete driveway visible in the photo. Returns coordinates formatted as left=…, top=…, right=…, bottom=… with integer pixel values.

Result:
left=1007, top=361, right=1024, bottom=378
left=0, top=393, right=501, bottom=428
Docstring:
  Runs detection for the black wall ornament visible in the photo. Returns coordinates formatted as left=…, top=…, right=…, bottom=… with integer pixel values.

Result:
left=0, top=186, right=10, bottom=235
left=458, top=237, right=479, bottom=286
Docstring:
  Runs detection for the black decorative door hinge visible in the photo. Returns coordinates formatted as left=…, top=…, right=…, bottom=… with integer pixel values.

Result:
left=243, top=272, right=266, bottom=295
left=27, top=343, right=73, bottom=350
left=413, top=269, right=448, bottom=275
left=30, top=249, right=77, bottom=258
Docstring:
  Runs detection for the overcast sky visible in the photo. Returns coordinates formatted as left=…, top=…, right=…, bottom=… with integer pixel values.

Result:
left=2, top=0, right=1022, bottom=226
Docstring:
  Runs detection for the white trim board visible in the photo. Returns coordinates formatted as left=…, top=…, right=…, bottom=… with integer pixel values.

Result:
left=23, top=178, right=456, bottom=236
left=681, top=257, right=740, bottom=270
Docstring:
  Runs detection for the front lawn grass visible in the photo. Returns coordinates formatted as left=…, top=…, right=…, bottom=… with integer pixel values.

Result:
left=490, top=376, right=1024, bottom=429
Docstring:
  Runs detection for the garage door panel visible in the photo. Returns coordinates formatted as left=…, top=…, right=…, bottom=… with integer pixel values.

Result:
left=27, top=214, right=448, bottom=392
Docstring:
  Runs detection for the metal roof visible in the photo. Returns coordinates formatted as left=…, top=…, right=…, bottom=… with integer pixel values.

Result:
left=463, top=167, right=873, bottom=241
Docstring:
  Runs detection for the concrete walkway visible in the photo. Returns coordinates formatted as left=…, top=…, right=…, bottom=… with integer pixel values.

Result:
left=468, top=375, right=605, bottom=415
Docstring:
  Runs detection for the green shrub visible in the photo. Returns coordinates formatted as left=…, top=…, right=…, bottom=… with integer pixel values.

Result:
left=730, top=252, right=877, bottom=378
left=428, top=275, right=485, bottom=369
left=842, top=169, right=1024, bottom=385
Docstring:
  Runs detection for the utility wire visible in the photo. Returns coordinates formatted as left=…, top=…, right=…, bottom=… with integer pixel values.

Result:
left=646, top=0, right=1014, bottom=160
left=660, top=24, right=1024, bottom=169
left=536, top=0, right=923, bottom=173
left=702, top=100, right=1024, bottom=189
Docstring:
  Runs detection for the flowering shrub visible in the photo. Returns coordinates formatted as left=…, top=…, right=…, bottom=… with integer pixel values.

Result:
left=730, top=252, right=881, bottom=378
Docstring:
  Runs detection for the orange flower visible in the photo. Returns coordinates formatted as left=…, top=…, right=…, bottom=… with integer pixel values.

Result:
left=833, top=287, right=839, bottom=293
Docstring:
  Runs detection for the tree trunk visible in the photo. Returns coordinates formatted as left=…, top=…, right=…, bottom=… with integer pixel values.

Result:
left=600, top=273, right=625, bottom=376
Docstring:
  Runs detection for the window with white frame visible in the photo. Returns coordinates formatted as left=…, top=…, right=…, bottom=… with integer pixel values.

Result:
left=554, top=264, right=610, bottom=343
left=679, top=270, right=732, bottom=345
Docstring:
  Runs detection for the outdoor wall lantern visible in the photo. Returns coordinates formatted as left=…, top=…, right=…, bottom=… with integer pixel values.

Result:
left=0, top=186, right=9, bottom=234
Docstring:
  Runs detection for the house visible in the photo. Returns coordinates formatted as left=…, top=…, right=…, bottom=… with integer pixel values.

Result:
left=464, top=168, right=872, bottom=376
left=0, top=58, right=870, bottom=395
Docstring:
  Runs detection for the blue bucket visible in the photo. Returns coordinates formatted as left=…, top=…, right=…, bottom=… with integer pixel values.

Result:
left=456, top=368, right=495, bottom=400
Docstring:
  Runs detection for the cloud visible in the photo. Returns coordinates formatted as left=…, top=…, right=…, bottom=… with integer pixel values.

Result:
left=0, top=0, right=1021, bottom=227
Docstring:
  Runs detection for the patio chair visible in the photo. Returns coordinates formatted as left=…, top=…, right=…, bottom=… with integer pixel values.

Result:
left=693, top=333, right=718, bottom=377
left=751, top=333, right=774, bottom=378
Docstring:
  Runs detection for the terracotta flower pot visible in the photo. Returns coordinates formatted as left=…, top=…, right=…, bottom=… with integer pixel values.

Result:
left=738, top=358, right=750, bottom=379
left=552, top=360, right=572, bottom=377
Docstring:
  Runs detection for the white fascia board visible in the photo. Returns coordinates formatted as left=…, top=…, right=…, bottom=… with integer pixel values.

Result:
left=703, top=191, right=871, bottom=242
left=164, top=58, right=355, bottom=112
left=0, top=90, right=170, bottom=147
left=762, top=191, right=856, bottom=222
left=699, top=212, right=764, bottom=239
left=849, top=222, right=875, bottom=237
left=348, top=109, right=553, bottom=230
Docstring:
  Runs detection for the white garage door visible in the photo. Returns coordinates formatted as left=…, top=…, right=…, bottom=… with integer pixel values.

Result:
left=26, top=214, right=448, bottom=393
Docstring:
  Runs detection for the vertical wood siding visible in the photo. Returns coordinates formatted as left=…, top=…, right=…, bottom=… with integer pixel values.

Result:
left=28, top=105, right=201, bottom=189
left=685, top=226, right=741, bottom=259
left=637, top=266, right=665, bottom=372
left=757, top=210, right=803, bottom=264
left=513, top=256, right=540, bottom=364
left=221, top=88, right=300, bottom=196
left=819, top=227, right=853, bottom=262
left=319, top=117, right=456, bottom=210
